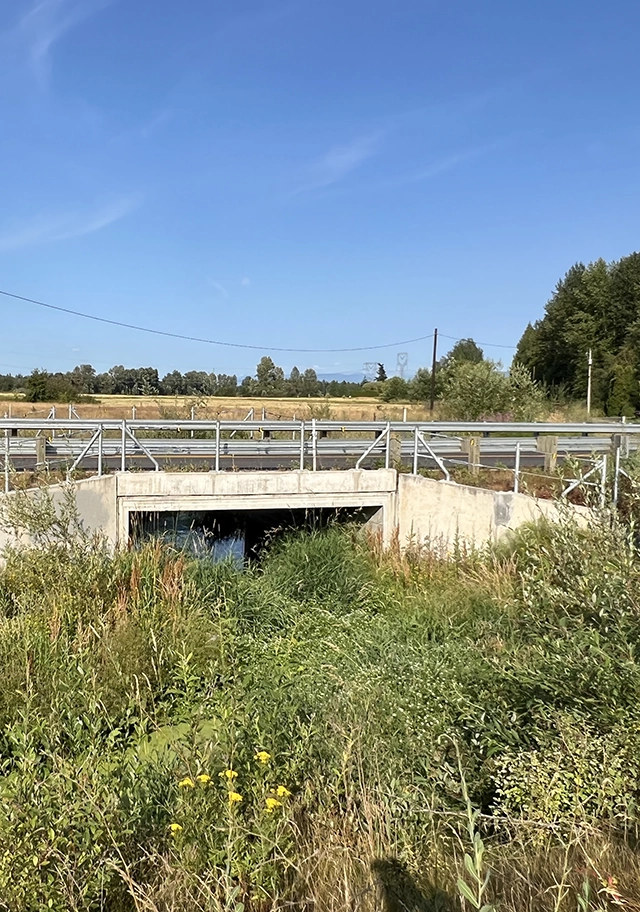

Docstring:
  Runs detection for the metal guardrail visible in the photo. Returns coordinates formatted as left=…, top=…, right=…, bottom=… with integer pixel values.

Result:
left=2, top=418, right=637, bottom=494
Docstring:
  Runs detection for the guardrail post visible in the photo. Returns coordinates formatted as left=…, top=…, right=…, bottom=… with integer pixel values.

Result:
left=600, top=453, right=608, bottom=507
left=514, top=441, right=521, bottom=494
left=537, top=435, right=558, bottom=472
left=413, top=426, right=419, bottom=475
left=98, top=426, right=103, bottom=477
left=4, top=429, right=9, bottom=493
left=121, top=421, right=127, bottom=472
left=215, top=420, right=221, bottom=472
left=612, top=435, right=621, bottom=506
left=299, top=421, right=305, bottom=470
left=462, top=436, right=480, bottom=475
left=385, top=422, right=391, bottom=468
left=36, top=436, right=46, bottom=469
left=312, top=419, right=317, bottom=471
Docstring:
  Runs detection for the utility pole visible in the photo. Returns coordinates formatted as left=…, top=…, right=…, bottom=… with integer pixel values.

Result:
left=429, top=328, right=438, bottom=414
left=586, top=349, right=593, bottom=416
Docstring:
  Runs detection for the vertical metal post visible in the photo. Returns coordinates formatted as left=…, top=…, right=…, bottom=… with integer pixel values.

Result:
left=69, top=403, right=72, bottom=420
left=190, top=406, right=195, bottom=438
left=429, top=328, right=438, bottom=413
left=385, top=422, right=391, bottom=469
left=514, top=442, right=521, bottom=494
left=98, top=426, right=103, bottom=477
left=312, top=418, right=317, bottom=472
left=403, top=407, right=407, bottom=422
left=4, top=429, right=9, bottom=493
left=132, top=406, right=136, bottom=420
left=52, top=405, right=56, bottom=438
left=613, top=441, right=621, bottom=507
left=413, top=426, right=419, bottom=475
left=262, top=407, right=266, bottom=421
left=299, top=421, right=305, bottom=470
left=215, top=420, right=220, bottom=472
left=600, top=453, right=607, bottom=507
left=586, top=349, right=593, bottom=416
left=121, top=420, right=126, bottom=472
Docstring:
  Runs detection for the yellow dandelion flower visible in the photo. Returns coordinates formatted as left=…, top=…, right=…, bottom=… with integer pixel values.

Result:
left=255, top=750, right=271, bottom=764
left=178, top=777, right=195, bottom=789
left=275, top=785, right=291, bottom=798
left=169, top=823, right=183, bottom=833
left=196, top=774, right=211, bottom=784
left=219, top=769, right=238, bottom=781
left=265, top=797, right=282, bottom=812
left=228, top=791, right=243, bottom=804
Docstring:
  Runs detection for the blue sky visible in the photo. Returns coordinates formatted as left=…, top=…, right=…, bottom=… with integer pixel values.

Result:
left=1, top=0, right=640, bottom=380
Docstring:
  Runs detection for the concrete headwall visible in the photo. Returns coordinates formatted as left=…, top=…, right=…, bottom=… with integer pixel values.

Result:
left=0, top=469, right=587, bottom=555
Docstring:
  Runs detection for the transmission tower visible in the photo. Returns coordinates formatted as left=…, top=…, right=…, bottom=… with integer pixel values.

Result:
left=363, top=362, right=378, bottom=382
left=396, top=352, right=409, bottom=379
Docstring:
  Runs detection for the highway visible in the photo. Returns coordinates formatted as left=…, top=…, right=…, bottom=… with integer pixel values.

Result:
left=0, top=417, right=636, bottom=475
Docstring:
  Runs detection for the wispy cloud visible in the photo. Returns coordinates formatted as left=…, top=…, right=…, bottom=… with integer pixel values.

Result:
left=382, top=141, right=506, bottom=189
left=11, top=0, right=114, bottom=85
left=0, top=197, right=136, bottom=252
left=240, top=277, right=251, bottom=287
left=210, top=281, right=229, bottom=299
left=290, top=135, right=379, bottom=197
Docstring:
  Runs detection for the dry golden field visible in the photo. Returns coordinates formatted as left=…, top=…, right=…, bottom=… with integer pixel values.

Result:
left=0, top=394, right=432, bottom=422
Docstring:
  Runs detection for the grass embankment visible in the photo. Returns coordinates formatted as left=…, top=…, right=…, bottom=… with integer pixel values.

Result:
left=1, top=511, right=640, bottom=910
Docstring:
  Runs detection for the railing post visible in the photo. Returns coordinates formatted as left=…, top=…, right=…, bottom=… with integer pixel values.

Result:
left=4, top=429, right=9, bottom=493
left=514, top=442, right=521, bottom=494
left=413, top=426, right=419, bottom=475
left=600, top=454, right=608, bottom=507
left=613, top=437, right=621, bottom=507
left=98, top=426, right=103, bottom=477
left=121, top=420, right=126, bottom=472
left=385, top=422, right=391, bottom=469
left=215, top=420, right=221, bottom=472
left=299, top=421, right=305, bottom=470
left=312, top=418, right=317, bottom=472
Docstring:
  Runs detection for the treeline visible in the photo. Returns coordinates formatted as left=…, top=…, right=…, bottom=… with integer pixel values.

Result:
left=0, top=356, right=432, bottom=403
left=0, top=339, right=519, bottom=410
left=515, top=252, right=640, bottom=415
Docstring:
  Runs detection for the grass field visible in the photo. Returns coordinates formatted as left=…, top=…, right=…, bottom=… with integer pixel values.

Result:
left=0, top=394, right=431, bottom=422
left=1, top=486, right=640, bottom=910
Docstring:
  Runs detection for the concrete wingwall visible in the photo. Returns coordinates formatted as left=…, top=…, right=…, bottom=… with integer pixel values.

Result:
left=395, top=474, right=584, bottom=551
left=0, top=469, right=587, bottom=554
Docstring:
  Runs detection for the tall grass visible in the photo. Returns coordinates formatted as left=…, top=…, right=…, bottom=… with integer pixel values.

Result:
left=1, top=492, right=640, bottom=909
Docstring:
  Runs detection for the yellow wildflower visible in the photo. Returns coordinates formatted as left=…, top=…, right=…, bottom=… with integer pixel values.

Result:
left=265, top=797, right=282, bottom=812
left=275, top=785, right=291, bottom=798
left=228, top=791, right=243, bottom=804
left=178, top=777, right=195, bottom=789
left=196, top=774, right=211, bottom=784
left=255, top=750, right=271, bottom=764
left=219, top=769, right=238, bottom=781
left=169, top=823, right=183, bottom=833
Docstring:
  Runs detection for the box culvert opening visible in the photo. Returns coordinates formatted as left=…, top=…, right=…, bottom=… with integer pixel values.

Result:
left=129, top=505, right=383, bottom=562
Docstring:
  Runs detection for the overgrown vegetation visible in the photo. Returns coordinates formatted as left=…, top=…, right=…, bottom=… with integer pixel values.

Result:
left=1, top=489, right=640, bottom=910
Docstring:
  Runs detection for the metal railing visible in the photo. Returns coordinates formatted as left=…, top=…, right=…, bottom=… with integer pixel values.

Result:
left=1, top=417, right=638, bottom=494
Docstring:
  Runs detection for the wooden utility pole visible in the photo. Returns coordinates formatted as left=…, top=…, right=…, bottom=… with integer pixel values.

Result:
left=429, top=328, right=438, bottom=413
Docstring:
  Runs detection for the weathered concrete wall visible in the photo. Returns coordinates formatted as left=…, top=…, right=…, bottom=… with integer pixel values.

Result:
left=0, top=469, right=588, bottom=555
left=396, top=474, right=584, bottom=551
left=114, top=469, right=397, bottom=547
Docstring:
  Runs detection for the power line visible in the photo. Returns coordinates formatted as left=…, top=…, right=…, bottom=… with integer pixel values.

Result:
left=439, top=332, right=517, bottom=350
left=0, top=288, right=435, bottom=354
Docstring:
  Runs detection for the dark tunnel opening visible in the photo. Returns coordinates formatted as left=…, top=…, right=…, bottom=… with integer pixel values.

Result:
left=129, top=505, right=383, bottom=562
